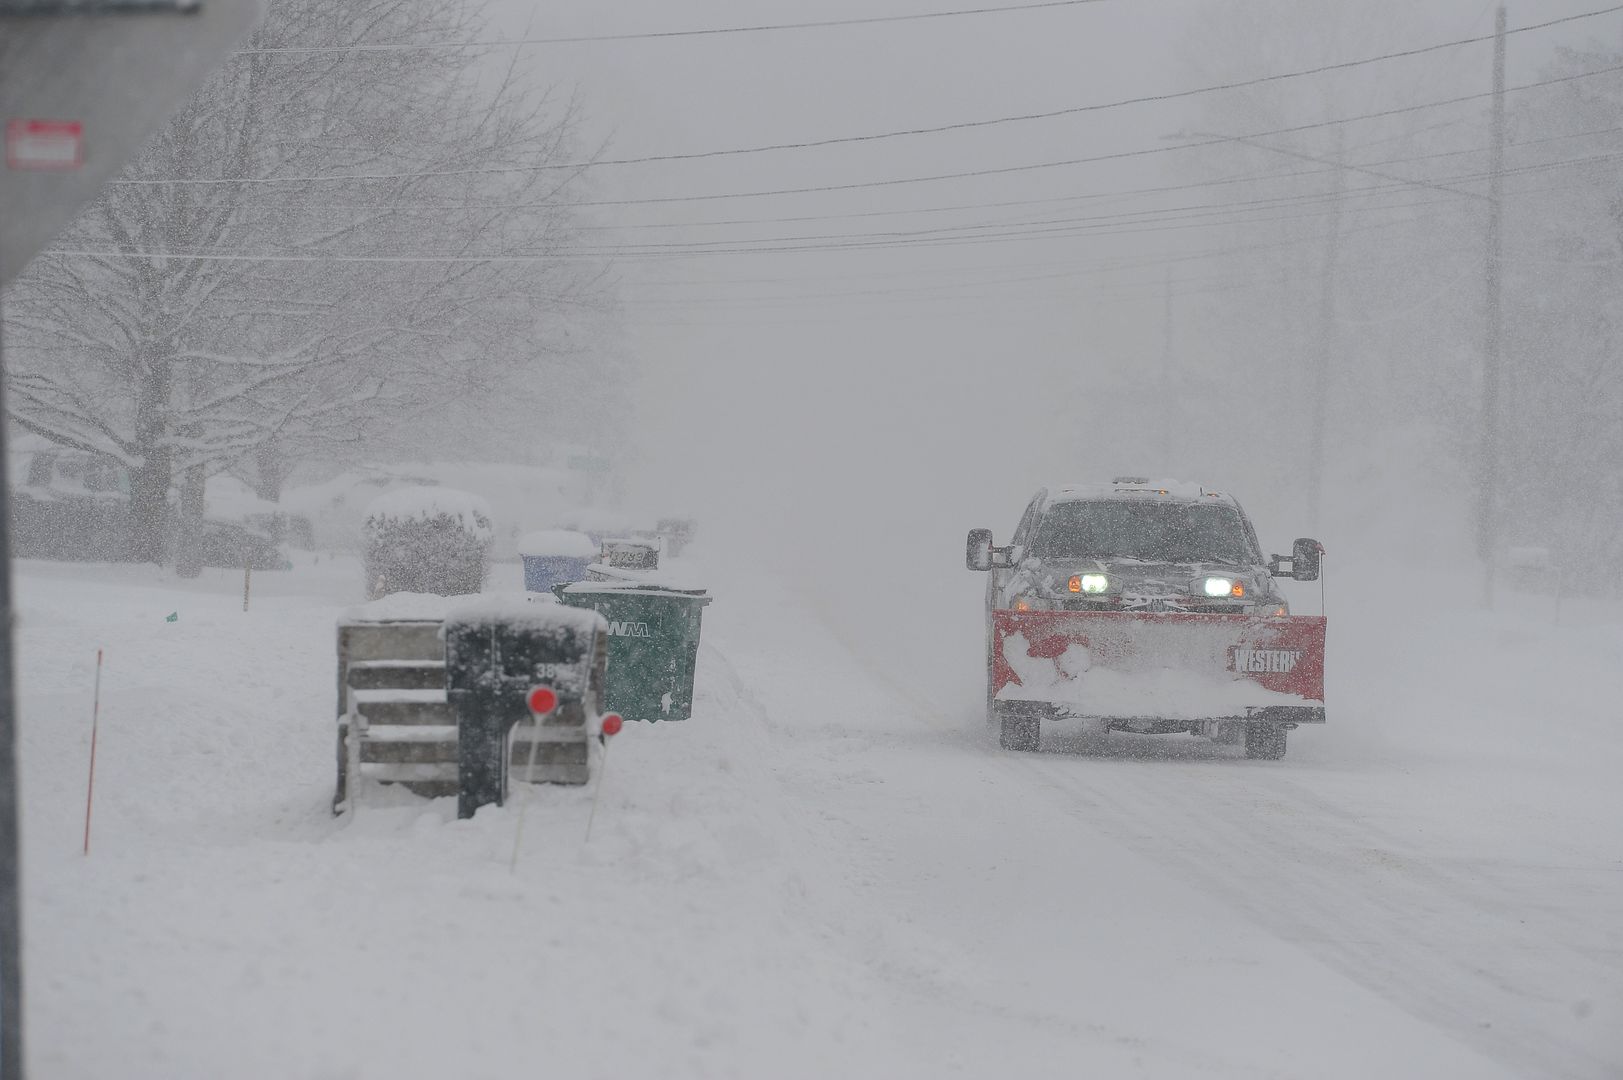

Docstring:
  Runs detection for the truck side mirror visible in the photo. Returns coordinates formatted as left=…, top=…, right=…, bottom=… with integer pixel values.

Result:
left=1291, top=537, right=1322, bottom=581
left=966, top=529, right=994, bottom=571
left=1269, top=538, right=1323, bottom=580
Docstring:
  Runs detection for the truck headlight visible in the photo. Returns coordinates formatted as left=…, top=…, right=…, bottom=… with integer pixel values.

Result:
left=1069, top=574, right=1109, bottom=595
left=1201, top=576, right=1244, bottom=598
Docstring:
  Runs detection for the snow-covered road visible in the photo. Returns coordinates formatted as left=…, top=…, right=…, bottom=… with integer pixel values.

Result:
left=16, top=553, right=1622, bottom=1078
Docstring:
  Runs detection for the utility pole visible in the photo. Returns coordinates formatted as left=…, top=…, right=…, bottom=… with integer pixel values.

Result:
left=1160, top=265, right=1175, bottom=473
left=1479, top=4, right=1508, bottom=608
left=1160, top=122, right=1484, bottom=533
left=1306, top=126, right=1345, bottom=531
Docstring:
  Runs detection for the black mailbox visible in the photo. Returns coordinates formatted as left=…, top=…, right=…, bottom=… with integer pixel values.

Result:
left=443, top=599, right=607, bottom=819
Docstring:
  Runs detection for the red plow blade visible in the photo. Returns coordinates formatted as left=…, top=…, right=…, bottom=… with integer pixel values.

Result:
left=992, top=611, right=1325, bottom=721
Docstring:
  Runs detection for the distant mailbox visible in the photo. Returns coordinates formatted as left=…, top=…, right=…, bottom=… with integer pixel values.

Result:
left=602, top=537, right=659, bottom=571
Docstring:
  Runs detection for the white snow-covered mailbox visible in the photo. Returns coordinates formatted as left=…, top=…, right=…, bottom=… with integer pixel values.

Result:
left=442, top=597, right=608, bottom=819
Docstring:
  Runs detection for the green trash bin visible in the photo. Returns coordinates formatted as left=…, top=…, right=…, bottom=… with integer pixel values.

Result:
left=555, top=581, right=711, bottom=722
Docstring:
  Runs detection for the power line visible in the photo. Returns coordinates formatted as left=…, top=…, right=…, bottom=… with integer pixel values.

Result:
left=104, top=62, right=1622, bottom=199
left=12, top=187, right=1494, bottom=266
left=579, top=65, right=1623, bottom=205
left=462, top=65, right=1623, bottom=205
left=624, top=245, right=1276, bottom=291
left=622, top=179, right=1577, bottom=316
left=232, top=0, right=1113, bottom=55
left=616, top=234, right=1446, bottom=324
left=483, top=4, right=1623, bottom=171
left=121, top=3, right=1623, bottom=190
left=481, top=152, right=1623, bottom=255
left=221, top=121, right=1622, bottom=241
left=617, top=229, right=1431, bottom=308
left=221, top=168, right=1421, bottom=244
left=220, top=157, right=1338, bottom=219
left=623, top=169, right=1586, bottom=291
left=583, top=127, right=1622, bottom=237
left=41, top=198, right=1424, bottom=267
left=47, top=150, right=1610, bottom=266
left=238, top=114, right=1466, bottom=214
left=592, top=195, right=1459, bottom=258
left=587, top=182, right=1446, bottom=252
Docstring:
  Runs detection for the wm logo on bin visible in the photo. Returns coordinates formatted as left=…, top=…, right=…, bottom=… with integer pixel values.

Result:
left=607, top=620, right=653, bottom=638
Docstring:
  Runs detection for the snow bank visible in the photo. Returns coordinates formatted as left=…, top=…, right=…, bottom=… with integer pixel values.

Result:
left=341, top=591, right=464, bottom=623
left=362, top=486, right=493, bottom=538
left=516, top=529, right=598, bottom=558
left=203, top=474, right=285, bottom=523
left=12, top=553, right=1620, bottom=1080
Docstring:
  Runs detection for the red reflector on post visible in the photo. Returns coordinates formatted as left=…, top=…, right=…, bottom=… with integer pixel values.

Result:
left=526, top=686, right=559, bottom=715
left=601, top=713, right=623, bottom=737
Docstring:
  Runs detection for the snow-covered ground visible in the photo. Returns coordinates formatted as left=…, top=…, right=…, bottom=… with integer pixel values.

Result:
left=16, top=547, right=1622, bottom=1078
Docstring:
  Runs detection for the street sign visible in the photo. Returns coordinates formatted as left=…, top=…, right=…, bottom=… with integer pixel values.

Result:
left=3, top=120, right=83, bottom=171
left=0, top=0, right=262, bottom=286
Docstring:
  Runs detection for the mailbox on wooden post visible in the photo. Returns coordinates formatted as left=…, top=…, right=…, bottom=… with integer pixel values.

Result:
left=443, top=599, right=607, bottom=819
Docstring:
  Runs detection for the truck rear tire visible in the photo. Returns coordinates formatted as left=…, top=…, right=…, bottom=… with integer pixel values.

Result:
left=1244, top=722, right=1288, bottom=760
left=997, top=705, right=1041, bottom=753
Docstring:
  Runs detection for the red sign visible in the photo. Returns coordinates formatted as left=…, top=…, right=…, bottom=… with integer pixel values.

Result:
left=5, top=119, right=84, bottom=171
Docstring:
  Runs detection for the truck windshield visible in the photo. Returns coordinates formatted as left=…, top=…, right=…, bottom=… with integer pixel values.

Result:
left=1031, top=499, right=1256, bottom=564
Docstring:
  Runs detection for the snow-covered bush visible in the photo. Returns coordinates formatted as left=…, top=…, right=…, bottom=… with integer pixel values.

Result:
left=362, top=487, right=494, bottom=599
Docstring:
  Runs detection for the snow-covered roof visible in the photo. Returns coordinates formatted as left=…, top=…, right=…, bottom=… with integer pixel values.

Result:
left=561, top=579, right=711, bottom=602
left=1048, top=480, right=1236, bottom=505
left=362, top=486, right=493, bottom=538
left=443, top=594, right=607, bottom=635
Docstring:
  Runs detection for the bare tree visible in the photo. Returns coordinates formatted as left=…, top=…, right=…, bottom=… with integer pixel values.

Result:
left=1498, top=49, right=1623, bottom=579
left=3, top=0, right=616, bottom=572
left=1164, top=1, right=1502, bottom=517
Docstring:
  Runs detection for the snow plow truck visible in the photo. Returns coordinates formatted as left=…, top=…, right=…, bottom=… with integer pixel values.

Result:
left=967, top=479, right=1325, bottom=758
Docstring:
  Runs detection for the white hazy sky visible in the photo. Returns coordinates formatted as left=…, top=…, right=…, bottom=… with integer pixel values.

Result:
left=481, top=0, right=1620, bottom=573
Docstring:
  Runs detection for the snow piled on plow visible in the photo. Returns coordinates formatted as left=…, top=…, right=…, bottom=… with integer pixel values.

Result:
left=997, top=630, right=1311, bottom=719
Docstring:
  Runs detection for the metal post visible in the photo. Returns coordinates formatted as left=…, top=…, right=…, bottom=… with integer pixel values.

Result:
left=1479, top=4, right=1508, bottom=608
left=0, top=284, right=26, bottom=1080
left=1160, top=265, right=1175, bottom=473
left=1306, top=127, right=1345, bottom=531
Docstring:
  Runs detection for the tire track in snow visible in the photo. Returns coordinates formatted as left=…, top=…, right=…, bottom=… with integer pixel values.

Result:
left=775, top=566, right=1619, bottom=1078
left=1019, top=747, right=1622, bottom=1080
